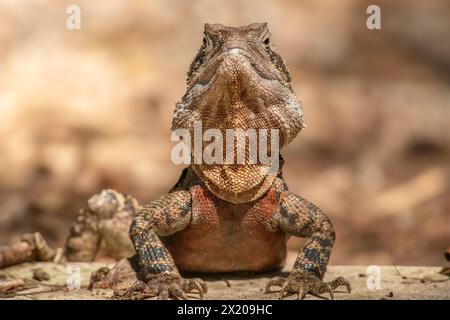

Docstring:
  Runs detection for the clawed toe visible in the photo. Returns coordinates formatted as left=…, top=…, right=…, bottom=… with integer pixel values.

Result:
left=114, top=276, right=207, bottom=300
left=114, top=280, right=155, bottom=300
left=181, top=278, right=207, bottom=299
left=330, top=276, right=351, bottom=294
left=264, top=276, right=285, bottom=294
left=264, top=272, right=351, bottom=300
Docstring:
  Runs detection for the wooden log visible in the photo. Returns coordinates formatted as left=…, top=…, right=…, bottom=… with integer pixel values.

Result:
left=0, top=242, right=35, bottom=268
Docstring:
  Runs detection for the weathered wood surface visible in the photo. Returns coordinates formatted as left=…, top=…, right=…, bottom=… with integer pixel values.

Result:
left=0, top=252, right=448, bottom=300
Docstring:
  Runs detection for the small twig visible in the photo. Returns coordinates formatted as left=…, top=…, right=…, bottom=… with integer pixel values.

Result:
left=0, top=278, right=26, bottom=291
left=11, top=287, right=66, bottom=297
left=221, top=278, right=231, bottom=287
left=0, top=242, right=34, bottom=268
left=393, top=265, right=449, bottom=283
left=393, top=265, right=407, bottom=279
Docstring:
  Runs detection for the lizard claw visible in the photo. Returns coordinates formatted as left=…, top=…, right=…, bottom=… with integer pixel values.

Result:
left=326, top=283, right=334, bottom=300
left=114, top=275, right=207, bottom=300
left=265, top=276, right=285, bottom=294
left=115, top=280, right=153, bottom=299
left=297, top=287, right=306, bottom=300
left=183, top=278, right=207, bottom=300
left=265, top=271, right=351, bottom=300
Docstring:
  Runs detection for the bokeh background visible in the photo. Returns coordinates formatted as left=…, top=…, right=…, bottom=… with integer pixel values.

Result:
left=0, top=0, right=449, bottom=266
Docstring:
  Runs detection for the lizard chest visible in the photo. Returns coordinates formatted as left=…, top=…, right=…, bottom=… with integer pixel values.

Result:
left=162, top=184, right=287, bottom=273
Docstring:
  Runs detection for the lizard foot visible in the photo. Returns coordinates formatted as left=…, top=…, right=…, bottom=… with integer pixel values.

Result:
left=265, top=271, right=351, bottom=300
left=114, top=274, right=207, bottom=300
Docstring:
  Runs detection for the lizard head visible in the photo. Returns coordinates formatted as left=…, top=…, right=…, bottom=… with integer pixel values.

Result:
left=186, top=22, right=292, bottom=89
left=172, top=22, right=304, bottom=147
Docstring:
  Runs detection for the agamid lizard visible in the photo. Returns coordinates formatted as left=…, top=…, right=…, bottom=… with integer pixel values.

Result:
left=1, top=23, right=351, bottom=300
left=117, top=23, right=351, bottom=300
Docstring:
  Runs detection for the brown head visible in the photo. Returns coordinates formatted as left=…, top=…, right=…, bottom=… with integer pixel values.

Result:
left=172, top=23, right=304, bottom=147
left=187, top=23, right=291, bottom=88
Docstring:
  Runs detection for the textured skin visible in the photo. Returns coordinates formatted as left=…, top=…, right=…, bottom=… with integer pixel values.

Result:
left=95, top=23, right=350, bottom=300
left=163, top=176, right=286, bottom=273
left=172, top=23, right=304, bottom=204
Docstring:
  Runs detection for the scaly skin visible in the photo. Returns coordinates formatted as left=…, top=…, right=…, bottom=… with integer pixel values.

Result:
left=119, top=23, right=350, bottom=300
left=68, top=23, right=351, bottom=300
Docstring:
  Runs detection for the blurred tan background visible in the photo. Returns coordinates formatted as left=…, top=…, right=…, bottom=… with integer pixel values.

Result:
left=0, top=0, right=449, bottom=266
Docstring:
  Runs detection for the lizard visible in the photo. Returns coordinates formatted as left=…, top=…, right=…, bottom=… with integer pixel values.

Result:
left=112, top=22, right=351, bottom=300
left=0, top=23, right=351, bottom=300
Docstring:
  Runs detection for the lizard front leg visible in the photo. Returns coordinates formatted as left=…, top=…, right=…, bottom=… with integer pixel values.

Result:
left=118, top=190, right=206, bottom=300
left=265, top=192, right=351, bottom=300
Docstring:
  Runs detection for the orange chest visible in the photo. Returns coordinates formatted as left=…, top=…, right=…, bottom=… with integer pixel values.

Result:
left=162, top=185, right=287, bottom=273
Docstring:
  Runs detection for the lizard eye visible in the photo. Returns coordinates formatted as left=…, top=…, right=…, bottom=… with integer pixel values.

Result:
left=263, top=37, right=270, bottom=46
left=202, top=37, right=207, bottom=46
